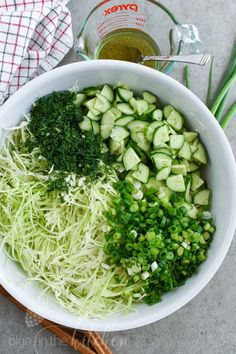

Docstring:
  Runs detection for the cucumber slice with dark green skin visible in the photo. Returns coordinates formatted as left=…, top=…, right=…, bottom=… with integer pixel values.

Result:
left=178, top=141, right=192, bottom=160
left=100, top=84, right=114, bottom=102
left=115, top=116, right=134, bottom=126
left=153, top=125, right=169, bottom=146
left=169, top=135, right=184, bottom=149
left=116, top=103, right=134, bottom=115
left=166, top=174, right=186, bottom=192
left=101, top=110, right=116, bottom=125
left=118, top=88, right=133, bottom=101
left=152, top=109, right=163, bottom=121
left=110, top=126, right=129, bottom=142
left=166, top=110, right=184, bottom=131
left=152, top=152, right=172, bottom=170
left=191, top=173, right=204, bottom=191
left=194, top=189, right=210, bottom=205
left=94, top=93, right=111, bottom=113
left=184, top=131, right=198, bottom=143
left=143, top=91, right=157, bottom=104
left=132, top=163, right=150, bottom=183
left=79, top=117, right=92, bottom=132
left=123, top=147, right=141, bottom=171
left=193, top=143, right=207, bottom=164
left=156, top=167, right=171, bottom=181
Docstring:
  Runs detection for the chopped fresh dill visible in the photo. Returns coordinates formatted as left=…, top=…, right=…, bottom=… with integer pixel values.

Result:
left=25, top=91, right=113, bottom=182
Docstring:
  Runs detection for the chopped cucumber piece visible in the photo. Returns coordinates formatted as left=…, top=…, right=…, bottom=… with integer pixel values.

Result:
left=171, top=164, right=187, bottom=175
left=75, top=93, right=86, bottom=106
left=129, top=97, right=137, bottom=111
left=169, top=135, right=184, bottom=149
left=101, top=110, right=116, bottom=125
left=191, top=173, right=204, bottom=191
left=152, top=152, right=172, bottom=170
left=194, top=189, right=210, bottom=205
left=181, top=160, right=199, bottom=172
left=167, top=110, right=184, bottom=131
left=158, top=186, right=172, bottom=203
left=136, top=99, right=149, bottom=115
left=100, top=84, right=114, bottom=102
left=185, top=179, right=192, bottom=203
left=114, top=82, right=129, bottom=90
left=130, top=131, right=151, bottom=152
left=94, top=93, right=111, bottom=113
left=146, top=177, right=165, bottom=191
left=79, top=117, right=92, bottom=131
left=190, top=144, right=198, bottom=154
left=192, top=143, right=207, bottom=165
left=115, top=93, right=123, bottom=103
left=117, top=153, right=124, bottom=163
left=130, top=131, right=146, bottom=144
left=110, top=107, right=122, bottom=119
left=166, top=174, right=186, bottom=192
left=116, top=103, right=134, bottom=115
left=137, top=140, right=151, bottom=153
left=125, top=171, right=134, bottom=183
left=184, top=131, right=198, bottom=143
left=109, top=138, right=125, bottom=155
left=156, top=167, right=171, bottom=181
left=153, top=125, right=169, bottom=146
left=152, top=109, right=163, bottom=121
left=118, top=88, right=133, bottom=101
left=87, top=110, right=101, bottom=121
left=123, top=147, right=141, bottom=171
left=145, top=121, right=163, bottom=142
left=187, top=205, right=198, bottom=219
left=128, top=120, right=148, bottom=132
left=153, top=147, right=172, bottom=157
left=101, top=125, right=113, bottom=140
left=132, top=163, right=150, bottom=183
left=113, top=162, right=125, bottom=173
left=143, top=91, right=157, bottom=104
left=146, top=104, right=156, bottom=114
left=163, top=105, right=175, bottom=118
left=85, top=98, right=101, bottom=116
left=192, top=138, right=200, bottom=146
left=83, top=86, right=101, bottom=96
left=115, top=116, right=134, bottom=126
left=110, top=126, right=129, bottom=142
left=91, top=121, right=100, bottom=135
left=178, top=141, right=192, bottom=160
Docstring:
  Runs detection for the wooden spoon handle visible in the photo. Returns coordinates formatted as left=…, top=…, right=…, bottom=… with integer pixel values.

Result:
left=0, top=285, right=112, bottom=354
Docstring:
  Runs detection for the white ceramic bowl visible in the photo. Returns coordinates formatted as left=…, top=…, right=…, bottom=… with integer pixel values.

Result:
left=0, top=60, right=236, bottom=331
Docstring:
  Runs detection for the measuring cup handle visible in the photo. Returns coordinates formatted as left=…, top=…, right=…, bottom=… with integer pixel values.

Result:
left=177, top=24, right=201, bottom=54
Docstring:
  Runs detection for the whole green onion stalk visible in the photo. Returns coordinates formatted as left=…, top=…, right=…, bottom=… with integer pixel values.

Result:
left=208, top=44, right=236, bottom=129
left=185, top=44, right=236, bottom=130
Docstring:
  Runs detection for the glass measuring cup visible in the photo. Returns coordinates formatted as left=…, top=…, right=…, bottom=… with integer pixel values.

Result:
left=75, top=0, right=201, bottom=73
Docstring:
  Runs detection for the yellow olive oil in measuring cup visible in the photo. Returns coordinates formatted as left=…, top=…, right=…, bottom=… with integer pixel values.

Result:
left=96, top=28, right=161, bottom=69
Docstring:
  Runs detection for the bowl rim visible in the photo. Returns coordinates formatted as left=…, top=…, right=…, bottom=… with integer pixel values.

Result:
left=0, top=60, right=236, bottom=331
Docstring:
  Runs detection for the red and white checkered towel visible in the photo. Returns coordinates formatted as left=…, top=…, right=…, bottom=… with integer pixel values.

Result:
left=0, top=0, right=73, bottom=104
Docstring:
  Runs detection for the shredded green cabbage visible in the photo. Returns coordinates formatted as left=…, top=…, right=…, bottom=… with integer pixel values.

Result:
left=0, top=124, right=134, bottom=318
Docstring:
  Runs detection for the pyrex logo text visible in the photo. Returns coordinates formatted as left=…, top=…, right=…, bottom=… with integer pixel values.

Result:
left=104, top=3, right=139, bottom=16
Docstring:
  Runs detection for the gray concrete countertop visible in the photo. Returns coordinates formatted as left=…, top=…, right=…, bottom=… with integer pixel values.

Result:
left=0, top=1, right=236, bottom=354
